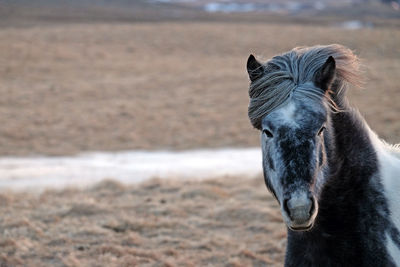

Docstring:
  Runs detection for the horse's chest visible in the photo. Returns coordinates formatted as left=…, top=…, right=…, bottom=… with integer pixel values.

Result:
left=286, top=233, right=395, bottom=267
left=378, top=150, right=400, bottom=266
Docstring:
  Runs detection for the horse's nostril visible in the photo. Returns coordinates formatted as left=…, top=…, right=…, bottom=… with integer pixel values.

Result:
left=309, top=196, right=318, bottom=216
left=309, top=197, right=315, bottom=216
left=283, top=198, right=291, bottom=218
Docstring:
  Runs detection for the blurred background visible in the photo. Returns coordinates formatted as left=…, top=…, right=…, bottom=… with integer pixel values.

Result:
left=0, top=0, right=399, bottom=266
left=1, top=0, right=399, bottom=156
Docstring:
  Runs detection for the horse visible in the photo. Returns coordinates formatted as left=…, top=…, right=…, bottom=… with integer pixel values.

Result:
left=246, top=44, right=400, bottom=266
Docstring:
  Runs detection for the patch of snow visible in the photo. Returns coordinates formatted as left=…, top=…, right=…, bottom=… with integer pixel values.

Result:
left=203, top=2, right=323, bottom=14
left=287, top=2, right=302, bottom=12
left=0, top=148, right=262, bottom=191
left=149, top=0, right=197, bottom=3
left=204, top=2, right=256, bottom=13
left=339, top=20, right=373, bottom=30
left=314, top=1, right=326, bottom=10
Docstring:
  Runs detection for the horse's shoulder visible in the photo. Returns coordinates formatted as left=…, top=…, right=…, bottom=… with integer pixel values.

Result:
left=370, top=139, right=400, bottom=267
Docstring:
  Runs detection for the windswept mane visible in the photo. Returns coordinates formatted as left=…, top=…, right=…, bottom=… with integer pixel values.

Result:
left=248, top=44, right=362, bottom=129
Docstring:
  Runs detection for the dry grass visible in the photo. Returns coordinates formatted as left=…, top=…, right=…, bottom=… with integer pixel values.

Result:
left=0, top=22, right=399, bottom=155
left=0, top=176, right=286, bottom=266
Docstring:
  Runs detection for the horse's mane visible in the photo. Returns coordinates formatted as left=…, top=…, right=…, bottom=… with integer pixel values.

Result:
left=248, top=44, right=362, bottom=129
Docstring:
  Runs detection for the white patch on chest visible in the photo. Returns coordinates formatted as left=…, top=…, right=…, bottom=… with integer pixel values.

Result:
left=369, top=130, right=400, bottom=264
left=375, top=142, right=400, bottom=229
left=386, top=233, right=400, bottom=266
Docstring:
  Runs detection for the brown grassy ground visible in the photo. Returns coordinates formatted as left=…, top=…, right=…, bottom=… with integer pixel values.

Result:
left=0, top=176, right=286, bottom=267
left=0, top=22, right=399, bottom=156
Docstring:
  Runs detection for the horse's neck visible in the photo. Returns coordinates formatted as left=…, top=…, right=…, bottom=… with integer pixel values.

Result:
left=316, top=107, right=378, bottom=216
left=327, top=106, right=400, bottom=219
left=319, top=106, right=400, bottom=261
left=285, top=108, right=400, bottom=265
left=327, top=107, right=379, bottom=187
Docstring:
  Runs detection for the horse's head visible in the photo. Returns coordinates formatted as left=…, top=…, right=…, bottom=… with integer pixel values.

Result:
left=246, top=51, right=337, bottom=231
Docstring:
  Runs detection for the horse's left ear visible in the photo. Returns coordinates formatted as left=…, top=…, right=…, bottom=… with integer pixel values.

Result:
left=314, top=56, right=336, bottom=92
left=247, top=54, right=264, bottom=82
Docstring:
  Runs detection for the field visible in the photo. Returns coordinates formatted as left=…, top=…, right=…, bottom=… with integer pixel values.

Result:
left=0, top=177, right=287, bottom=266
left=0, top=22, right=399, bottom=156
left=0, top=17, right=399, bottom=267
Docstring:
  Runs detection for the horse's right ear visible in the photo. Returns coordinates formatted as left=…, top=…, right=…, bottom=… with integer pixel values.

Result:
left=314, top=56, right=336, bottom=92
left=247, top=54, right=264, bottom=82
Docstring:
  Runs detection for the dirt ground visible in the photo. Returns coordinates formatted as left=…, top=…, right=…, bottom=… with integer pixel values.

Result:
left=0, top=176, right=286, bottom=267
left=0, top=22, right=399, bottom=156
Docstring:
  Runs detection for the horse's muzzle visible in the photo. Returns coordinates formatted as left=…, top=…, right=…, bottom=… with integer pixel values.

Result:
left=282, top=192, right=318, bottom=231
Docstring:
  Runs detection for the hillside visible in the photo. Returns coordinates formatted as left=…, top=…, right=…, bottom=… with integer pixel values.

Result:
left=0, top=0, right=399, bottom=27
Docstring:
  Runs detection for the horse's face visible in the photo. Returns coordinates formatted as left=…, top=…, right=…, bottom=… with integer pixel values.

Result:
left=247, top=53, right=337, bottom=231
left=261, top=96, right=328, bottom=231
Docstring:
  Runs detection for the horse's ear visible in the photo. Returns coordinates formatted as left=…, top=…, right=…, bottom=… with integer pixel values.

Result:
left=314, top=56, right=336, bottom=92
left=247, top=54, right=264, bottom=82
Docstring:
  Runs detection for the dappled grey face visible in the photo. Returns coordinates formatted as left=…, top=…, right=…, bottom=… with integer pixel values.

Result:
left=261, top=97, right=328, bottom=230
left=247, top=48, right=338, bottom=231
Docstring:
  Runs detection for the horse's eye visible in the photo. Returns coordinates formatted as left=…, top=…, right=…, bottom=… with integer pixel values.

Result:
left=318, top=126, right=326, bottom=136
left=263, top=129, right=274, bottom=138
